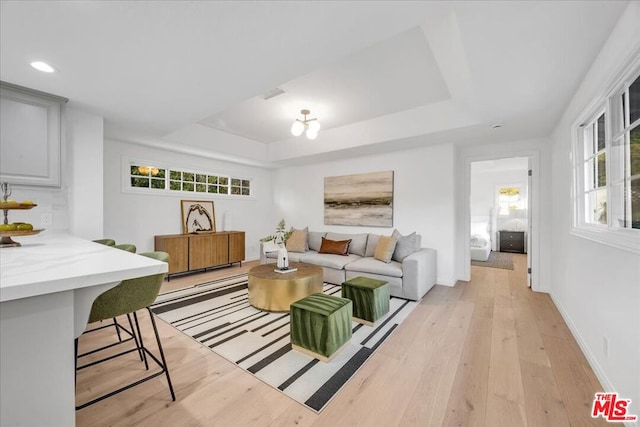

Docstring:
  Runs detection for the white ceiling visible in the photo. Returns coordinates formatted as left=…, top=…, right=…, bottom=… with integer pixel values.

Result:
left=198, top=27, right=451, bottom=143
left=0, top=1, right=629, bottom=166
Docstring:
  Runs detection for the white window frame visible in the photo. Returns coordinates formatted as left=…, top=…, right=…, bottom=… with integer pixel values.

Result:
left=571, top=55, right=640, bottom=254
left=121, top=157, right=254, bottom=199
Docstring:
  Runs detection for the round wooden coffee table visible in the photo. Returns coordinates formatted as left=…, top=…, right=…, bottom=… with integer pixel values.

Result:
left=248, top=262, right=323, bottom=312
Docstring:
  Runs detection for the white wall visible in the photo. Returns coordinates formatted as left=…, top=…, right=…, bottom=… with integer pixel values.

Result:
left=549, top=1, right=640, bottom=417
left=67, top=107, right=104, bottom=239
left=470, top=168, right=528, bottom=217
left=273, top=143, right=457, bottom=286
left=103, top=139, right=274, bottom=259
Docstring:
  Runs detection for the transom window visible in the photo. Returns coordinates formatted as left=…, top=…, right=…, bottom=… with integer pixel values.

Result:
left=128, top=163, right=251, bottom=197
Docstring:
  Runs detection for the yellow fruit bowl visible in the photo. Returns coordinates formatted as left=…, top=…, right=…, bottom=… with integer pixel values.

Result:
left=0, top=228, right=43, bottom=237
left=0, top=202, right=38, bottom=210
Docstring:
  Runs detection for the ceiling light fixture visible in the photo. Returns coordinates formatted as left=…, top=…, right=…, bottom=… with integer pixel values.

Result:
left=30, top=61, right=55, bottom=73
left=291, top=109, right=321, bottom=140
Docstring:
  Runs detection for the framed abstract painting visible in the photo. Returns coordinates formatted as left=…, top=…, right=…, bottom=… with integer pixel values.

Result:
left=324, top=171, right=393, bottom=226
left=181, top=200, right=216, bottom=234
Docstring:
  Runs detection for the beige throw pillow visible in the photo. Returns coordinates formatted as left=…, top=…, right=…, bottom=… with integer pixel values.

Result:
left=374, top=236, right=397, bottom=263
left=286, top=229, right=308, bottom=253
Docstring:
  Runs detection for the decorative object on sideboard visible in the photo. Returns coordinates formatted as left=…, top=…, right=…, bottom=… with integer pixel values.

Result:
left=290, top=109, right=321, bottom=140
left=180, top=200, right=215, bottom=234
left=324, top=170, right=394, bottom=227
left=0, top=182, right=43, bottom=247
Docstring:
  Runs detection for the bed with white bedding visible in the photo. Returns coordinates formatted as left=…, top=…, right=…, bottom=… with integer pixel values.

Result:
left=470, top=221, right=491, bottom=261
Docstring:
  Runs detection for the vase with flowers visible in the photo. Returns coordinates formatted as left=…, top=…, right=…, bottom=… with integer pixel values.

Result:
left=260, top=219, right=292, bottom=270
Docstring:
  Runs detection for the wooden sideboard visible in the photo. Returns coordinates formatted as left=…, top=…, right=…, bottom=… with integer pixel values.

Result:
left=155, top=231, right=245, bottom=276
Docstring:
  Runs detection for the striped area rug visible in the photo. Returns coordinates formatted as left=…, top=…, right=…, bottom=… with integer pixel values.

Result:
left=151, top=274, right=417, bottom=412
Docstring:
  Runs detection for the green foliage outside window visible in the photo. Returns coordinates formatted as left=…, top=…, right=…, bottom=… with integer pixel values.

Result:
left=129, top=163, right=250, bottom=196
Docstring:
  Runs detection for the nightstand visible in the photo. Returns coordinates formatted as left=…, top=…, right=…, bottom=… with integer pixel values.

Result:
left=499, top=231, right=525, bottom=253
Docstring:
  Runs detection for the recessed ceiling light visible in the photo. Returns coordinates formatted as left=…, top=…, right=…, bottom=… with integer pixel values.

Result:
left=491, top=123, right=503, bottom=129
left=30, top=61, right=55, bottom=73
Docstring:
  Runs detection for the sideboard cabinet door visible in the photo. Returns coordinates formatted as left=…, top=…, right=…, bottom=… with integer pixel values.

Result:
left=211, top=233, right=230, bottom=267
left=229, top=231, right=245, bottom=264
left=154, top=235, right=189, bottom=274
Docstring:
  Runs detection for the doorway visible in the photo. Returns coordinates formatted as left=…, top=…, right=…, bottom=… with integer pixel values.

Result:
left=469, top=157, right=531, bottom=287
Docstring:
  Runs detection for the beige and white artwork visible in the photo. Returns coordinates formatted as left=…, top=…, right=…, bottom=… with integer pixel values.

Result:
left=181, top=200, right=216, bottom=233
left=324, top=171, right=393, bottom=226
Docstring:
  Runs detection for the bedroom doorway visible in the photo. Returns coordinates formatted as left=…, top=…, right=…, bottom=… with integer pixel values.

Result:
left=469, top=157, right=531, bottom=287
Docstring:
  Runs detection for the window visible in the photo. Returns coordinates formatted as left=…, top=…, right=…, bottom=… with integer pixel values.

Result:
left=498, top=186, right=524, bottom=216
left=581, top=112, right=608, bottom=225
left=131, top=165, right=166, bottom=190
left=128, top=163, right=251, bottom=197
left=573, top=62, right=640, bottom=253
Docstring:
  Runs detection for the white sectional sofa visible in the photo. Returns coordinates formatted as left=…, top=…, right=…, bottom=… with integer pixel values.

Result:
left=260, top=231, right=437, bottom=301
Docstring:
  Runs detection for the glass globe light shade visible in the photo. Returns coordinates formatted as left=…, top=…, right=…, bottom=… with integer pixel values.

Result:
left=291, top=121, right=305, bottom=136
left=307, top=120, right=320, bottom=133
left=306, top=129, right=318, bottom=140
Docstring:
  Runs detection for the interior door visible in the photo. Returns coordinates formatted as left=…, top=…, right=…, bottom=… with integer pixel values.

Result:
left=527, top=162, right=533, bottom=287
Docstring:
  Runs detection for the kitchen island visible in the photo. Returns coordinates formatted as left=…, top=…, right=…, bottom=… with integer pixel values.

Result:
left=0, top=234, right=168, bottom=427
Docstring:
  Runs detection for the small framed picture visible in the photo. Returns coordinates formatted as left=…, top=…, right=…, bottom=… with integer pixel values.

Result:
left=181, top=200, right=216, bottom=234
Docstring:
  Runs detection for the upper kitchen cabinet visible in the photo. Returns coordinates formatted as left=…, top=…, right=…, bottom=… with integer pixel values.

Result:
left=0, top=82, right=68, bottom=187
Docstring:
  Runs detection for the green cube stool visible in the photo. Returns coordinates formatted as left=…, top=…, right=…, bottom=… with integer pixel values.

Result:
left=342, top=277, right=390, bottom=326
left=290, top=293, right=352, bottom=362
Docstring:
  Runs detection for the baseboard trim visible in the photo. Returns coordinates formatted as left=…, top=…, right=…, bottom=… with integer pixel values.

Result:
left=548, top=291, right=625, bottom=421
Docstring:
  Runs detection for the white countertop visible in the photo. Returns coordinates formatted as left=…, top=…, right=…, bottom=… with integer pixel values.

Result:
left=0, top=233, right=168, bottom=302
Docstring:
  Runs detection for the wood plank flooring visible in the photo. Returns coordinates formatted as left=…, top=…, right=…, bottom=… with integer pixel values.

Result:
left=76, top=255, right=607, bottom=426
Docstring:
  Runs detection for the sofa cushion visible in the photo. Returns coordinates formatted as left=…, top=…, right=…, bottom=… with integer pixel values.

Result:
left=319, top=237, right=351, bottom=255
left=299, top=252, right=362, bottom=269
left=365, top=234, right=381, bottom=257
left=344, top=257, right=403, bottom=278
left=308, top=231, right=326, bottom=251
left=286, top=228, right=308, bottom=252
left=374, top=236, right=397, bottom=263
left=326, top=232, right=368, bottom=257
left=265, top=250, right=305, bottom=262
left=392, top=230, right=419, bottom=262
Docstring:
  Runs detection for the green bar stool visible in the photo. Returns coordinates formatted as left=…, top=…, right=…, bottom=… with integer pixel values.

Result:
left=290, top=293, right=352, bottom=362
left=93, top=238, right=116, bottom=246
left=75, top=252, right=175, bottom=409
left=342, top=277, right=390, bottom=326
left=114, top=243, right=136, bottom=253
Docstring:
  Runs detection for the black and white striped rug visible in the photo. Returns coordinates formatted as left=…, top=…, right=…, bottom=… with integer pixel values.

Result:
left=151, top=274, right=417, bottom=412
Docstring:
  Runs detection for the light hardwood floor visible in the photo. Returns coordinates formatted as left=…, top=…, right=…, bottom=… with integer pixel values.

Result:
left=76, top=255, right=607, bottom=426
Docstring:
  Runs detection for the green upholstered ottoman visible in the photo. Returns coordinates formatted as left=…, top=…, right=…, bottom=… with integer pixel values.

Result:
left=290, top=293, right=352, bottom=362
left=342, top=277, right=390, bottom=326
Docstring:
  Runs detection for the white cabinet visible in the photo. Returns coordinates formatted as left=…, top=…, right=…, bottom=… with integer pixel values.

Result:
left=0, top=82, right=67, bottom=187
